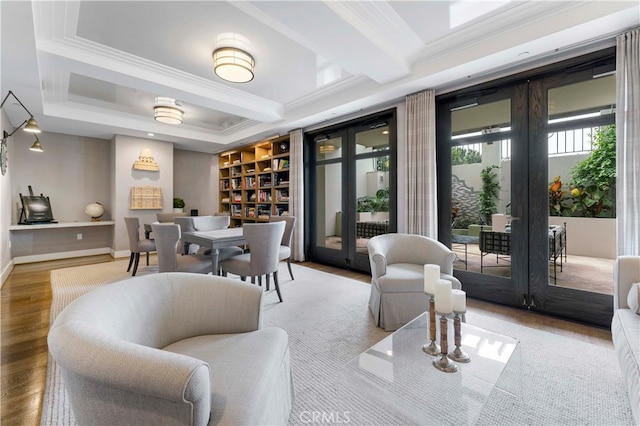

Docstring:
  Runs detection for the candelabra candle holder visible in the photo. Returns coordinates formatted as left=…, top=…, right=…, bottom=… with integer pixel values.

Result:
left=422, top=294, right=440, bottom=356
left=448, top=311, right=471, bottom=363
left=433, top=314, right=458, bottom=373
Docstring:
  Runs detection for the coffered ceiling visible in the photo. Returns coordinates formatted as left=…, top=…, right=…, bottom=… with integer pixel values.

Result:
left=1, top=1, right=638, bottom=153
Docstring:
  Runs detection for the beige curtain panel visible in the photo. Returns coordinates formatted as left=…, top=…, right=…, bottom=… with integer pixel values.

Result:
left=616, top=27, right=640, bottom=256
left=405, top=90, right=438, bottom=238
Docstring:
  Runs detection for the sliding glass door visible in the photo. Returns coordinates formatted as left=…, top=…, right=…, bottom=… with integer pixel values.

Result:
left=306, top=110, right=396, bottom=273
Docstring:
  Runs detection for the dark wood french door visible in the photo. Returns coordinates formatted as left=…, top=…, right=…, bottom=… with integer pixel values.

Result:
left=306, top=110, right=397, bottom=273
left=437, top=51, right=616, bottom=326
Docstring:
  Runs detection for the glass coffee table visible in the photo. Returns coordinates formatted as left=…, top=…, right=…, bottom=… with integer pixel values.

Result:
left=343, top=312, right=521, bottom=425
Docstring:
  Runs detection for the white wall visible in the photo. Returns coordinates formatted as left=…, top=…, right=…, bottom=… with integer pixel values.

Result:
left=112, top=135, right=174, bottom=257
left=1, top=109, right=13, bottom=285
left=11, top=131, right=112, bottom=223
left=548, top=153, right=589, bottom=184
left=549, top=216, right=615, bottom=259
left=174, top=149, right=217, bottom=216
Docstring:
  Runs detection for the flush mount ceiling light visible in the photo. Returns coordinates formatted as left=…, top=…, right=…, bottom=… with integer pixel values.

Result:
left=154, top=97, right=183, bottom=124
left=212, top=47, right=255, bottom=83
left=212, top=33, right=255, bottom=83
left=319, top=143, right=335, bottom=154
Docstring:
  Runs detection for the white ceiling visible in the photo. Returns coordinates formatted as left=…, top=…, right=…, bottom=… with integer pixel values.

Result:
left=1, top=1, right=638, bottom=154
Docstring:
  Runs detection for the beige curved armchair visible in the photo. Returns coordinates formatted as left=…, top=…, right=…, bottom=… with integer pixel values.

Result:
left=367, top=233, right=462, bottom=331
left=48, top=273, right=294, bottom=425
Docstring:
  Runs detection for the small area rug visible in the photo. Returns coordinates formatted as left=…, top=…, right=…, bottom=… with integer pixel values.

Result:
left=41, top=260, right=634, bottom=425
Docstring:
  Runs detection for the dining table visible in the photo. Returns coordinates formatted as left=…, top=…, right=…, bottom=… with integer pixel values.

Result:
left=181, top=227, right=246, bottom=275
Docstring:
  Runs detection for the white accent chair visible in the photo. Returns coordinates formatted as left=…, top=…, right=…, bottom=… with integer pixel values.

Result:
left=151, top=223, right=212, bottom=274
left=124, top=216, right=156, bottom=276
left=367, top=233, right=463, bottom=331
left=612, top=255, right=640, bottom=425
left=221, top=221, right=286, bottom=302
left=48, top=273, right=294, bottom=425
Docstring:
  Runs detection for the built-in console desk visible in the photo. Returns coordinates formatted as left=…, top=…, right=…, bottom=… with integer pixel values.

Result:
left=9, top=221, right=115, bottom=264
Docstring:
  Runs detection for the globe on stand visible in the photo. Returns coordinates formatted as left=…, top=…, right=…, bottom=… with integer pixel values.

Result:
left=85, top=202, right=105, bottom=222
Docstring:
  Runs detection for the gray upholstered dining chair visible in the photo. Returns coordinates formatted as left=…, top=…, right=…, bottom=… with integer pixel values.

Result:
left=269, top=216, right=296, bottom=280
left=124, top=216, right=156, bottom=276
left=151, top=223, right=212, bottom=274
left=220, top=221, right=286, bottom=302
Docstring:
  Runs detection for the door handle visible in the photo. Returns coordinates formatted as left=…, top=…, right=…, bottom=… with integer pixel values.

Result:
left=510, top=216, right=521, bottom=221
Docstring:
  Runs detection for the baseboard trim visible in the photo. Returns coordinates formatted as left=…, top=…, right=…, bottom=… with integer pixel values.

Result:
left=1, top=258, right=16, bottom=289
left=13, top=248, right=112, bottom=264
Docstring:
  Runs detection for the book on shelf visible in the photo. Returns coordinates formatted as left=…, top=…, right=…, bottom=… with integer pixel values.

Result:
left=221, top=197, right=230, bottom=203
left=258, top=190, right=271, bottom=202
left=273, top=159, right=290, bottom=170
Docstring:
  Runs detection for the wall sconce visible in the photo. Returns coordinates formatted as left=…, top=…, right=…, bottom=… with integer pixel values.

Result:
left=0, top=91, right=44, bottom=175
left=30, top=137, right=44, bottom=152
left=1, top=90, right=42, bottom=136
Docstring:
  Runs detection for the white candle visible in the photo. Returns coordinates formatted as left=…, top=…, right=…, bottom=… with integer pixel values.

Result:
left=423, top=264, right=440, bottom=295
left=452, top=289, right=466, bottom=313
left=434, top=279, right=453, bottom=314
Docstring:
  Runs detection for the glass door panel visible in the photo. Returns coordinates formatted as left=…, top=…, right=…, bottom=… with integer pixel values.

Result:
left=545, top=75, right=616, bottom=292
left=450, top=98, right=514, bottom=280
left=354, top=125, right=391, bottom=265
left=439, top=86, right=528, bottom=308
left=313, top=135, right=345, bottom=264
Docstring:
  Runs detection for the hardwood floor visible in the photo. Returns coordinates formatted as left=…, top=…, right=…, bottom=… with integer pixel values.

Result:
left=1, top=256, right=613, bottom=425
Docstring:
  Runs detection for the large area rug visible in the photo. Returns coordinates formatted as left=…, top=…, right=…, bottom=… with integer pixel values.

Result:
left=41, top=260, right=634, bottom=425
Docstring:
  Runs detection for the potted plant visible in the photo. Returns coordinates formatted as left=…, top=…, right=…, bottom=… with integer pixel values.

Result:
left=173, top=197, right=185, bottom=213
left=356, top=188, right=390, bottom=222
left=478, top=165, right=501, bottom=225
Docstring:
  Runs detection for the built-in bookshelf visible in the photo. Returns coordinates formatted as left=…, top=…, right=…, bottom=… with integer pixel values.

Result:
left=218, top=136, right=290, bottom=227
